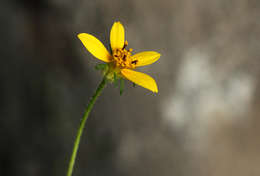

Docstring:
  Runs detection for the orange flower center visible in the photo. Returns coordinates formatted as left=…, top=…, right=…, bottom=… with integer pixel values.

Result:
left=112, top=41, right=138, bottom=69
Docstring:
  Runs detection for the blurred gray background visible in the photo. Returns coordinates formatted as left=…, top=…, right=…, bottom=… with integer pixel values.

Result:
left=1, top=0, right=260, bottom=176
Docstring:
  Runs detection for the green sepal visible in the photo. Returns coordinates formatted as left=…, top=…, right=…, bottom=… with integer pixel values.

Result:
left=132, top=83, right=136, bottom=87
left=113, top=72, right=118, bottom=87
left=120, top=78, right=124, bottom=95
left=95, top=63, right=107, bottom=71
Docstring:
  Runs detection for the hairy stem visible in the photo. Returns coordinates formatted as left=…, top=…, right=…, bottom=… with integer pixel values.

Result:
left=66, top=77, right=107, bottom=176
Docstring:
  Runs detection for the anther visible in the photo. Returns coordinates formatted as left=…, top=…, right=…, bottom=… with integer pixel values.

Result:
left=123, top=41, right=128, bottom=49
left=131, top=60, right=138, bottom=65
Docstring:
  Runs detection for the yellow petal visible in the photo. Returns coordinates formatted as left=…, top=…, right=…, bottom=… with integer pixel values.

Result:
left=110, top=21, right=125, bottom=51
left=132, top=51, right=160, bottom=67
left=78, top=33, right=111, bottom=62
left=121, top=69, right=158, bottom=93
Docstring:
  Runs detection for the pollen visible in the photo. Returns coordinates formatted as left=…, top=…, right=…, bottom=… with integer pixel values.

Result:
left=112, top=41, right=138, bottom=69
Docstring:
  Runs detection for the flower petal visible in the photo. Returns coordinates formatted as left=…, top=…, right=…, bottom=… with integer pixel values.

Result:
left=132, top=51, right=160, bottom=67
left=78, top=33, right=111, bottom=62
left=110, top=21, right=125, bottom=51
left=121, top=69, right=158, bottom=93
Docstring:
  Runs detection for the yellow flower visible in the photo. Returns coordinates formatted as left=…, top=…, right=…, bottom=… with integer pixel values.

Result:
left=78, top=21, right=160, bottom=93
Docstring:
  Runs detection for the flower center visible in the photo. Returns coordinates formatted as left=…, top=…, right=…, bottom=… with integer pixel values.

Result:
left=112, top=41, right=138, bottom=69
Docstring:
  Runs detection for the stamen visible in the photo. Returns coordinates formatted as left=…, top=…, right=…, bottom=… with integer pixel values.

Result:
left=131, top=60, right=138, bottom=65
left=112, top=43, right=136, bottom=69
left=123, top=41, right=128, bottom=49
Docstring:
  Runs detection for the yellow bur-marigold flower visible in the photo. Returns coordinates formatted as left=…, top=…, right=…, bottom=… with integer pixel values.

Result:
left=78, top=21, right=160, bottom=93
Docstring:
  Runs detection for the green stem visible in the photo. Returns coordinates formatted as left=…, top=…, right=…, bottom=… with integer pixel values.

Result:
left=66, top=77, right=107, bottom=176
